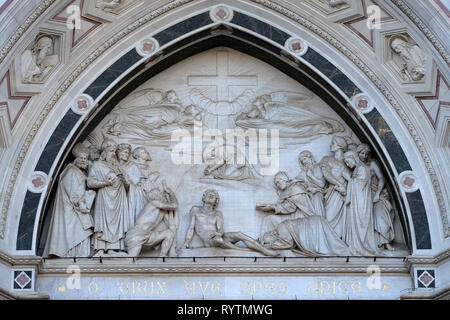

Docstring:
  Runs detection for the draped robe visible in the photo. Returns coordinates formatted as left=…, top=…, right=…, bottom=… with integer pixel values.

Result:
left=87, top=160, right=129, bottom=251
left=342, top=163, right=379, bottom=255
left=44, top=164, right=94, bottom=257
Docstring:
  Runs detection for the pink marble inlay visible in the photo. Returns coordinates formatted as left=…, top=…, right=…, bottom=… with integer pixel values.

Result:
left=15, top=273, right=31, bottom=287
left=291, top=42, right=302, bottom=52
left=142, top=42, right=154, bottom=53
left=358, top=99, right=369, bottom=109
left=419, top=272, right=433, bottom=286
left=215, top=8, right=228, bottom=20
left=403, top=176, right=415, bottom=188
left=32, top=177, right=44, bottom=188
left=77, top=100, right=88, bottom=110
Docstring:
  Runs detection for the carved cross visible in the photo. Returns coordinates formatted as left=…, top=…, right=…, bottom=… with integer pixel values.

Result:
left=188, top=51, right=257, bottom=101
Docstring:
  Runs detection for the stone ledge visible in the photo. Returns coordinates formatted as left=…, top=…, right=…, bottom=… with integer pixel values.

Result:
left=400, top=283, right=450, bottom=300
left=0, top=287, right=49, bottom=300
left=37, top=256, right=409, bottom=275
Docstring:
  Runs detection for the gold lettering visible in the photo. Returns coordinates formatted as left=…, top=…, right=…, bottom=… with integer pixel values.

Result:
left=211, top=281, right=221, bottom=294
left=351, top=281, right=362, bottom=294
left=320, top=281, right=331, bottom=295
left=253, top=281, right=263, bottom=294
left=307, top=280, right=319, bottom=295
left=337, top=281, right=348, bottom=294
left=198, top=281, right=209, bottom=295
left=265, top=282, right=275, bottom=295
left=142, top=280, right=148, bottom=294
left=240, top=281, right=251, bottom=295
left=156, top=281, right=166, bottom=295
left=119, top=282, right=128, bottom=295
left=88, top=281, right=99, bottom=295
left=184, top=280, right=195, bottom=295
left=278, top=281, right=288, bottom=294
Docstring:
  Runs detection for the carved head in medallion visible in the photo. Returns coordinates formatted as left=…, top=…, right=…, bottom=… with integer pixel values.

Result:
left=34, top=35, right=54, bottom=65
left=390, top=36, right=409, bottom=56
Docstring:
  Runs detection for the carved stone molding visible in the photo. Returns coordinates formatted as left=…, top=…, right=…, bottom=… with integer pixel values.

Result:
left=37, top=258, right=409, bottom=274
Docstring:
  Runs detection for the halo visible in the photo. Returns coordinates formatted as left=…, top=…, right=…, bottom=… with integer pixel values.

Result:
left=389, top=34, right=409, bottom=48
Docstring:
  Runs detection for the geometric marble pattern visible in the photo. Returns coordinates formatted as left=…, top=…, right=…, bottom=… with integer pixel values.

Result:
left=417, top=269, right=436, bottom=288
left=416, top=71, right=450, bottom=128
left=433, top=0, right=450, bottom=18
left=0, top=0, right=14, bottom=15
left=51, top=0, right=102, bottom=49
left=344, top=0, right=395, bottom=48
left=13, top=270, right=32, bottom=290
left=0, top=71, right=31, bottom=128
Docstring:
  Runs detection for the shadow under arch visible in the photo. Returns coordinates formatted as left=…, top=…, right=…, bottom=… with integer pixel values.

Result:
left=34, top=26, right=413, bottom=256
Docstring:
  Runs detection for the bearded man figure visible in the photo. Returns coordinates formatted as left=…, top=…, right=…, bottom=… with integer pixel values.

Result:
left=87, top=139, right=130, bottom=256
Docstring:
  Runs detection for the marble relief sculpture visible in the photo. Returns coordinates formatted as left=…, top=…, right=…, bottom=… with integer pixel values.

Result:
left=122, top=147, right=160, bottom=226
left=342, top=151, right=379, bottom=255
left=87, top=139, right=130, bottom=256
left=390, top=35, right=427, bottom=81
left=21, top=35, right=58, bottom=83
left=235, top=92, right=345, bottom=142
left=357, top=144, right=395, bottom=250
left=44, top=49, right=405, bottom=258
left=96, top=0, right=121, bottom=12
left=295, top=151, right=326, bottom=217
left=44, top=143, right=95, bottom=257
left=260, top=216, right=350, bottom=256
left=326, top=0, right=347, bottom=8
left=183, top=190, right=278, bottom=256
left=126, top=181, right=178, bottom=257
left=257, top=172, right=317, bottom=237
left=319, top=136, right=351, bottom=238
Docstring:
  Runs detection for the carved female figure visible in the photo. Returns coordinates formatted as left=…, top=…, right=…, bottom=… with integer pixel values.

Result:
left=295, top=150, right=326, bottom=216
left=357, top=144, right=395, bottom=250
left=342, top=151, right=379, bottom=255
left=319, top=136, right=351, bottom=238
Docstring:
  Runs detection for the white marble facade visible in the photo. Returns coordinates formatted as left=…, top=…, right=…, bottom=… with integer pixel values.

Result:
left=0, top=0, right=449, bottom=301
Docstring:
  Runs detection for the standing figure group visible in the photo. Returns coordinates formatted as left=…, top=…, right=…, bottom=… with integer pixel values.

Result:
left=45, top=139, right=172, bottom=258
left=257, top=136, right=396, bottom=256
